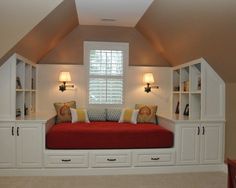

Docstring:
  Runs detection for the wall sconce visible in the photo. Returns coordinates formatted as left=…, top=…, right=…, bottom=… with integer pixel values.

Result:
left=59, top=72, right=74, bottom=92
left=143, top=73, right=159, bottom=93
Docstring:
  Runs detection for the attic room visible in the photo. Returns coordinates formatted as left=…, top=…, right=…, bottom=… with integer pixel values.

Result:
left=0, top=0, right=235, bottom=187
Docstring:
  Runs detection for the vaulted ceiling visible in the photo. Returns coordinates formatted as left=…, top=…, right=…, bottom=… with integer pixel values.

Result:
left=1, top=0, right=236, bottom=82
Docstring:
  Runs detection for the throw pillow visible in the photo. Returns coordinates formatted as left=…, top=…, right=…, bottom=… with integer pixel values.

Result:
left=87, top=108, right=106, bottom=121
left=54, top=101, right=76, bottom=123
left=119, top=108, right=139, bottom=124
left=135, top=104, right=158, bottom=124
left=106, top=108, right=121, bottom=121
left=70, top=108, right=90, bottom=123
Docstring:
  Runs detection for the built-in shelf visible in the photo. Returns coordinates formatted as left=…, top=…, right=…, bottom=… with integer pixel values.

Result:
left=172, top=61, right=202, bottom=120
left=15, top=55, right=37, bottom=118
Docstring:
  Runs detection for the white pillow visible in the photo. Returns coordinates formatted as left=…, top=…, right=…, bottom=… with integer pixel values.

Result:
left=119, top=108, right=139, bottom=124
left=70, top=108, right=90, bottom=123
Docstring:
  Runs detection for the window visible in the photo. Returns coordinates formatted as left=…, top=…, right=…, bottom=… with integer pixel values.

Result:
left=85, top=42, right=128, bottom=105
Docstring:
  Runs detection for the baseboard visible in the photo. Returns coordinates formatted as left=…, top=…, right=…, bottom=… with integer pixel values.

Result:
left=0, top=164, right=227, bottom=176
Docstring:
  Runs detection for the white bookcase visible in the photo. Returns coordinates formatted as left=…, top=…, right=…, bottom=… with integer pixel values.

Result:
left=171, top=58, right=224, bottom=121
left=0, top=53, right=37, bottom=120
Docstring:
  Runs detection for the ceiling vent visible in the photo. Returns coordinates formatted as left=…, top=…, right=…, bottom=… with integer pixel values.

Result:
left=101, top=18, right=117, bottom=22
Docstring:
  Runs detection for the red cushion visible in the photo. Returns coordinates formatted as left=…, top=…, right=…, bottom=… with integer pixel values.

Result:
left=46, top=121, right=174, bottom=149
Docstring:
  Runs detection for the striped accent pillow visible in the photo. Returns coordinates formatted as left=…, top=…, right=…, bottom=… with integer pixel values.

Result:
left=70, top=108, right=90, bottom=123
left=119, top=108, right=139, bottom=124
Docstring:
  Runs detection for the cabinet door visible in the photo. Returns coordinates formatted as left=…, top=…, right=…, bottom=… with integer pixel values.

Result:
left=16, top=123, right=42, bottom=168
left=176, top=123, right=200, bottom=164
left=200, top=122, right=223, bottom=164
left=0, top=122, right=16, bottom=168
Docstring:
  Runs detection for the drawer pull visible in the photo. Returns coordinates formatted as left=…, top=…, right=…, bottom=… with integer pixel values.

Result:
left=61, top=159, right=71, bottom=162
left=107, top=158, right=117, bottom=162
left=151, top=157, right=160, bottom=161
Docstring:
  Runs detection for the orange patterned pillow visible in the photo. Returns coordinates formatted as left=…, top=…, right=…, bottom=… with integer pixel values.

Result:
left=54, top=101, right=76, bottom=123
left=135, top=104, right=157, bottom=124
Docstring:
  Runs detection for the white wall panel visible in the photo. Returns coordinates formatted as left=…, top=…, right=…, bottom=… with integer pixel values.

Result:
left=37, top=64, right=171, bottom=117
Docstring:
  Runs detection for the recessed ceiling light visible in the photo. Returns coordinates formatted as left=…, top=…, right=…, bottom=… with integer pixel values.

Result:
left=101, top=18, right=117, bottom=22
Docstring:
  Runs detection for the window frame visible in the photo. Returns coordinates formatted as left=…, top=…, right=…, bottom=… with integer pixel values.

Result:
left=84, top=41, right=129, bottom=108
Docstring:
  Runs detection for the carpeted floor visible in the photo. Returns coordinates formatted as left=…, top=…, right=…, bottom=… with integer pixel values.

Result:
left=0, top=172, right=227, bottom=188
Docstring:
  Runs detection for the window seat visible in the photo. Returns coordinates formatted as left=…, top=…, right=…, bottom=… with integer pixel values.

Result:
left=46, top=121, right=174, bottom=149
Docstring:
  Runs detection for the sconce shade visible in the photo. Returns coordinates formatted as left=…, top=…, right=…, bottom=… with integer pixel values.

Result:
left=59, top=72, right=71, bottom=82
left=143, top=73, right=154, bottom=84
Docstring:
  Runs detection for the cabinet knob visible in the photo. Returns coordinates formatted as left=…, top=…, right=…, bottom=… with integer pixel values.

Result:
left=202, top=126, right=205, bottom=135
left=11, top=127, right=14, bottom=136
left=197, top=126, right=200, bottom=135
left=17, top=127, right=19, bottom=136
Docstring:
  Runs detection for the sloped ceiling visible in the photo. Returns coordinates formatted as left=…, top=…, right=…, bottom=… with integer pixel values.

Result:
left=136, top=0, right=236, bottom=82
left=0, top=0, right=78, bottom=65
left=1, top=0, right=236, bottom=82
left=39, top=25, right=169, bottom=66
left=0, top=0, right=63, bottom=59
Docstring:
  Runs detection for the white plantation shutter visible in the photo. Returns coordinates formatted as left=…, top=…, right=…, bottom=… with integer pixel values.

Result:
left=89, top=50, right=124, bottom=104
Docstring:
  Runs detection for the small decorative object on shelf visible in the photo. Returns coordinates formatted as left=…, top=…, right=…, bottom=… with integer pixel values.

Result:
left=173, top=86, right=180, bottom=91
left=198, top=77, right=201, bottom=90
left=183, top=81, right=189, bottom=92
left=24, top=104, right=28, bottom=116
left=16, top=108, right=21, bottom=117
left=31, top=78, right=34, bottom=89
left=183, top=104, right=189, bottom=116
left=175, top=101, right=180, bottom=114
left=16, top=77, right=22, bottom=89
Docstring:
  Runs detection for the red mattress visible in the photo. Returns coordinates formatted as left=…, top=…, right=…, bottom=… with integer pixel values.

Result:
left=46, top=122, right=174, bottom=149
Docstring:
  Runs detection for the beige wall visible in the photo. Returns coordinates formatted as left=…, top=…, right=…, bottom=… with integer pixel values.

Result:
left=0, top=0, right=63, bottom=59
left=39, top=25, right=169, bottom=66
left=225, top=83, right=236, bottom=159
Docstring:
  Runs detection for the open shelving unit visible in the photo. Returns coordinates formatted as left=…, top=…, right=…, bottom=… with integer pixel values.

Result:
left=172, top=62, right=202, bottom=120
left=15, top=56, right=37, bottom=119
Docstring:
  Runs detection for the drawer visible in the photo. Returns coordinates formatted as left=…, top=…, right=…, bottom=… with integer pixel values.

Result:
left=91, top=151, right=131, bottom=168
left=45, top=153, right=88, bottom=168
left=133, top=150, right=175, bottom=166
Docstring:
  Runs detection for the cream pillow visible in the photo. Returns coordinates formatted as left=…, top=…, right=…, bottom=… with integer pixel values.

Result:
left=119, top=108, right=139, bottom=124
left=70, top=108, right=90, bottom=123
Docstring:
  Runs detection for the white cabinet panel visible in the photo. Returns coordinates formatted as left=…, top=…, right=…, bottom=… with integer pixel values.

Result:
left=0, top=122, right=16, bottom=168
left=16, top=123, right=42, bottom=168
left=200, top=122, right=223, bottom=164
left=176, top=123, right=200, bottom=164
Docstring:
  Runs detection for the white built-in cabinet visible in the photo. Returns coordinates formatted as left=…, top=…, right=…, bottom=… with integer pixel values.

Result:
left=171, top=58, right=225, bottom=165
left=176, top=121, right=223, bottom=165
left=0, top=53, right=43, bottom=169
left=0, top=121, right=43, bottom=168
